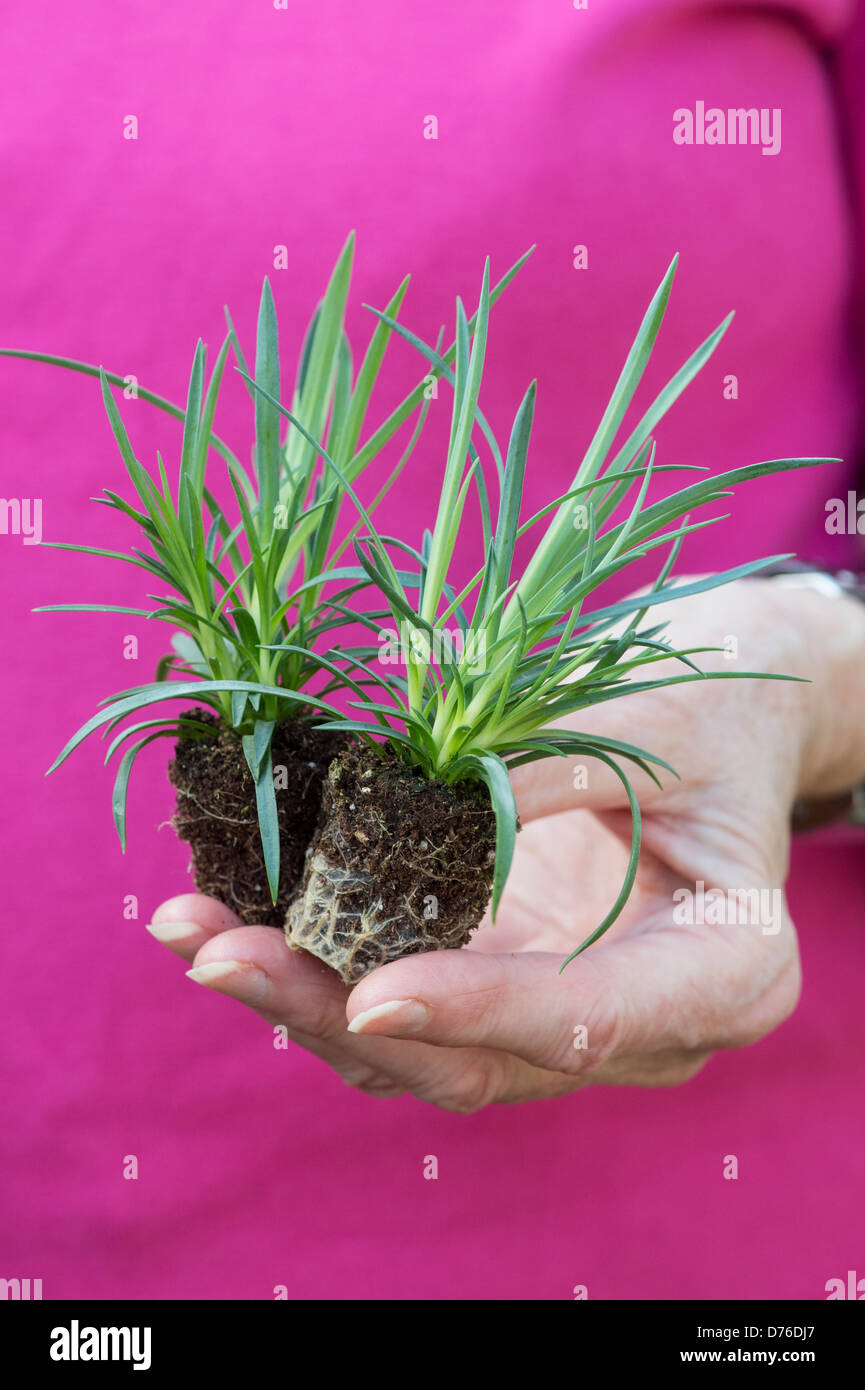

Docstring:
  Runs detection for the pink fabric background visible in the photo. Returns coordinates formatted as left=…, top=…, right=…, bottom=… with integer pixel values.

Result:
left=1, top=0, right=864, bottom=1299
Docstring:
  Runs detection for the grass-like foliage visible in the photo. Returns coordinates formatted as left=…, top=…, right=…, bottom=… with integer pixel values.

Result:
left=3, top=238, right=532, bottom=899
left=259, top=255, right=831, bottom=965
left=5, top=244, right=830, bottom=967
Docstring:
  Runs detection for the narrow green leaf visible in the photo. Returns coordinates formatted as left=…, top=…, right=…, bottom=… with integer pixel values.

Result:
left=112, top=732, right=175, bottom=851
left=0, top=347, right=250, bottom=488
left=558, top=749, right=641, bottom=968
left=339, top=274, right=410, bottom=461
left=487, top=380, right=536, bottom=631
left=46, top=679, right=346, bottom=774
left=253, top=277, right=281, bottom=528
left=241, top=732, right=281, bottom=903
left=179, top=339, right=205, bottom=503
left=457, top=751, right=516, bottom=921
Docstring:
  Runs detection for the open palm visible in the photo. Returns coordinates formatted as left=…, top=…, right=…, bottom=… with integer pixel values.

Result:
left=149, top=582, right=836, bottom=1109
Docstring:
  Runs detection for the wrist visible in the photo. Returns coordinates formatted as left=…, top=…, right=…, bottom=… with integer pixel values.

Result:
left=768, top=580, right=865, bottom=799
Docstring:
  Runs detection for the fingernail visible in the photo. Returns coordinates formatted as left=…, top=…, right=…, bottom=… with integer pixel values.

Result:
left=145, top=920, right=202, bottom=947
left=347, top=998, right=432, bottom=1036
left=186, top=960, right=271, bottom=1006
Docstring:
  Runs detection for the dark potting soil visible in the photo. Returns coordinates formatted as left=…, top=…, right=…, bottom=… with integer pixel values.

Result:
left=168, top=709, right=343, bottom=926
left=285, top=742, right=499, bottom=984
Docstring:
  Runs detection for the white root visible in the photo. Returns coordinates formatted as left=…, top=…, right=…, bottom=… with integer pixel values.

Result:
left=284, top=842, right=480, bottom=985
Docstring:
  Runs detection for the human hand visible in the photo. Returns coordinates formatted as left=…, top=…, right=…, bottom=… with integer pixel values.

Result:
left=147, top=579, right=865, bottom=1109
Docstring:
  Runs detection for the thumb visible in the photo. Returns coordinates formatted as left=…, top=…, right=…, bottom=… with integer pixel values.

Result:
left=343, top=921, right=781, bottom=1073
left=510, top=690, right=682, bottom=824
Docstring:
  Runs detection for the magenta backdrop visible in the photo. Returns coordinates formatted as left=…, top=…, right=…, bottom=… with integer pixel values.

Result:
left=1, top=0, right=864, bottom=1300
